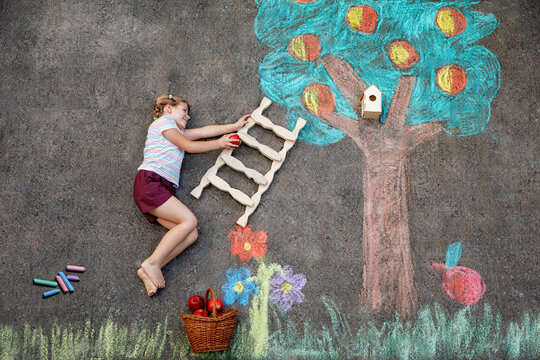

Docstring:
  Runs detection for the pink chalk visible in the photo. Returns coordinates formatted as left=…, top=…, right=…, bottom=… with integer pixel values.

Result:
left=66, top=265, right=85, bottom=272
left=56, top=275, right=68, bottom=293
left=66, top=275, right=80, bottom=281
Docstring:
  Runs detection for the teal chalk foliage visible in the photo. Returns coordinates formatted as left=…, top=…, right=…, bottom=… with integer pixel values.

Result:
left=1, top=304, right=538, bottom=359
left=254, top=0, right=501, bottom=145
left=445, top=241, right=463, bottom=268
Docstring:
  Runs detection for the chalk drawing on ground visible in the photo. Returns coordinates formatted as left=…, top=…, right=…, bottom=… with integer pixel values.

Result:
left=269, top=265, right=307, bottom=312
left=228, top=225, right=268, bottom=262
left=2, top=306, right=538, bottom=358
left=254, top=0, right=500, bottom=319
left=221, top=225, right=308, bottom=358
left=432, top=242, right=486, bottom=306
left=191, top=97, right=307, bottom=227
left=221, top=267, right=259, bottom=307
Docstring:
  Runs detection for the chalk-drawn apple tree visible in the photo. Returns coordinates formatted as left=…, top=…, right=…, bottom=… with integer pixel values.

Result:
left=254, top=0, right=500, bottom=318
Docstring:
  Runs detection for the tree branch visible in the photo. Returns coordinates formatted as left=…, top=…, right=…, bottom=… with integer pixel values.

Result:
left=385, top=76, right=415, bottom=128
left=322, top=111, right=360, bottom=138
left=407, top=121, right=444, bottom=150
left=321, top=54, right=368, bottom=115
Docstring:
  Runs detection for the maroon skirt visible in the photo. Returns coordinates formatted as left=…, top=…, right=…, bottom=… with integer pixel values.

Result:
left=133, top=170, right=177, bottom=223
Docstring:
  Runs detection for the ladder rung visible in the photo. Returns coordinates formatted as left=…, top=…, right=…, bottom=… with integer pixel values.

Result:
left=207, top=174, right=254, bottom=206
left=251, top=113, right=296, bottom=141
left=238, top=133, right=282, bottom=161
left=220, top=154, right=267, bottom=185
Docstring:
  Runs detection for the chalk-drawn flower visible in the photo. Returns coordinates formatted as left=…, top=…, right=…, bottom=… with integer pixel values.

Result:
left=221, top=267, right=259, bottom=306
left=269, top=266, right=307, bottom=312
left=228, top=225, right=268, bottom=262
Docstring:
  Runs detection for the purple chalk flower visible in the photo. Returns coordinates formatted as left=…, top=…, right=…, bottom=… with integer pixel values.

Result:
left=269, top=266, right=307, bottom=312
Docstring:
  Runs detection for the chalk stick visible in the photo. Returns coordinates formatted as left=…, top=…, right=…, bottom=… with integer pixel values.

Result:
left=66, top=265, right=85, bottom=272
left=58, top=272, right=74, bottom=293
left=33, top=279, right=58, bottom=287
left=66, top=275, right=80, bottom=282
left=43, top=289, right=61, bottom=298
left=56, top=275, right=68, bottom=293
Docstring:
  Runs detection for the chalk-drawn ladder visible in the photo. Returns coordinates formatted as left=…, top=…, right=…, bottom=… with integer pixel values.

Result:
left=191, top=97, right=306, bottom=226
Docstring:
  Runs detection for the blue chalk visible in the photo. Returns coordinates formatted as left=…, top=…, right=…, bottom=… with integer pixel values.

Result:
left=59, top=272, right=74, bottom=292
left=43, top=289, right=61, bottom=298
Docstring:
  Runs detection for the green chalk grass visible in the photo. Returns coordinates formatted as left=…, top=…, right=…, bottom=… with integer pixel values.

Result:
left=268, top=301, right=539, bottom=360
left=1, top=303, right=538, bottom=359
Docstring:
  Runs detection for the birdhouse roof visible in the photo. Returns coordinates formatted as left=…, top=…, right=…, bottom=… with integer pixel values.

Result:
left=364, top=85, right=382, bottom=95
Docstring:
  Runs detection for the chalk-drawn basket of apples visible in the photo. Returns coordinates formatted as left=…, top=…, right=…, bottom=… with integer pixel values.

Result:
left=179, top=288, right=238, bottom=353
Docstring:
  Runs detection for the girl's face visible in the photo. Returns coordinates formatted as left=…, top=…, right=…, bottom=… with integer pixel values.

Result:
left=165, top=102, right=190, bottom=129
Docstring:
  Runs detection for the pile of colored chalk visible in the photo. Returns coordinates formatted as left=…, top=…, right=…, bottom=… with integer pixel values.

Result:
left=33, top=265, right=85, bottom=298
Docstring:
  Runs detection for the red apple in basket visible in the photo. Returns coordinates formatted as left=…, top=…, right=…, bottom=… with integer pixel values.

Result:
left=188, top=295, right=204, bottom=312
left=207, top=297, right=223, bottom=313
left=230, top=134, right=241, bottom=146
left=192, top=309, right=208, bottom=317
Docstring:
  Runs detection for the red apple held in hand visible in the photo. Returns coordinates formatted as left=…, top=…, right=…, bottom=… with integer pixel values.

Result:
left=230, top=134, right=241, bottom=146
left=188, top=295, right=205, bottom=312
left=207, top=297, right=223, bottom=313
left=192, top=309, right=208, bottom=317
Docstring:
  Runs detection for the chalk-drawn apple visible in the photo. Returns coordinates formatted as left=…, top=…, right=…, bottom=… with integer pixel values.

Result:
left=432, top=242, right=486, bottom=306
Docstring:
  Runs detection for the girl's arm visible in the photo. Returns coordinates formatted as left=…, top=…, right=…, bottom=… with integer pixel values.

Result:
left=163, top=128, right=239, bottom=153
left=184, top=114, right=250, bottom=140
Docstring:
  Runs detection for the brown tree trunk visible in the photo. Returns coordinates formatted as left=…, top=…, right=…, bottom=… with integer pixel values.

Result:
left=321, top=55, right=443, bottom=319
left=361, top=149, right=416, bottom=319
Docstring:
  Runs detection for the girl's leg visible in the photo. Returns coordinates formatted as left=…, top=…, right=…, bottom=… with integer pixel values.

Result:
left=141, top=197, right=198, bottom=288
left=157, top=218, right=176, bottom=230
left=160, top=228, right=198, bottom=267
left=157, top=218, right=199, bottom=266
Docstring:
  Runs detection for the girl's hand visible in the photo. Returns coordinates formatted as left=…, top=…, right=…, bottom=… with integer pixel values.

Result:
left=233, top=114, right=251, bottom=131
left=218, top=133, right=241, bottom=149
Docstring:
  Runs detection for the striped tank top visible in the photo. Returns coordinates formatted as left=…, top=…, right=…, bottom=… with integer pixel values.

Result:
left=138, top=116, right=185, bottom=188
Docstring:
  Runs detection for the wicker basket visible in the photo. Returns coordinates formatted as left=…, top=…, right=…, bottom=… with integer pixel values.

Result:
left=179, top=288, right=238, bottom=353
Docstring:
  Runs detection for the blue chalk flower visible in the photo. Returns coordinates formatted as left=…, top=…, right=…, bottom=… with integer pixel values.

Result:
left=221, top=267, right=259, bottom=306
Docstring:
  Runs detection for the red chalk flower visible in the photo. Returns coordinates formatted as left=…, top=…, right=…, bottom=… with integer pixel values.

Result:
left=228, top=225, right=268, bottom=262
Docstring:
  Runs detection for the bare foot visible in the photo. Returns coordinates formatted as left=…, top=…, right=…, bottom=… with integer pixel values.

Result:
left=137, top=267, right=158, bottom=297
left=141, top=259, right=165, bottom=288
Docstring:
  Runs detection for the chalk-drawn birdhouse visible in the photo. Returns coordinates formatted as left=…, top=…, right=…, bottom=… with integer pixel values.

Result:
left=361, top=85, right=382, bottom=120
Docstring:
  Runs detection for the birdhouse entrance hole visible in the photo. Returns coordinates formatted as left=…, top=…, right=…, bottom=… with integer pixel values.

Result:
left=369, top=95, right=377, bottom=101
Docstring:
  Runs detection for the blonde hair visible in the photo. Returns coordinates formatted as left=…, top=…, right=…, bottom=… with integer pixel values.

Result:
left=153, top=93, right=190, bottom=120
